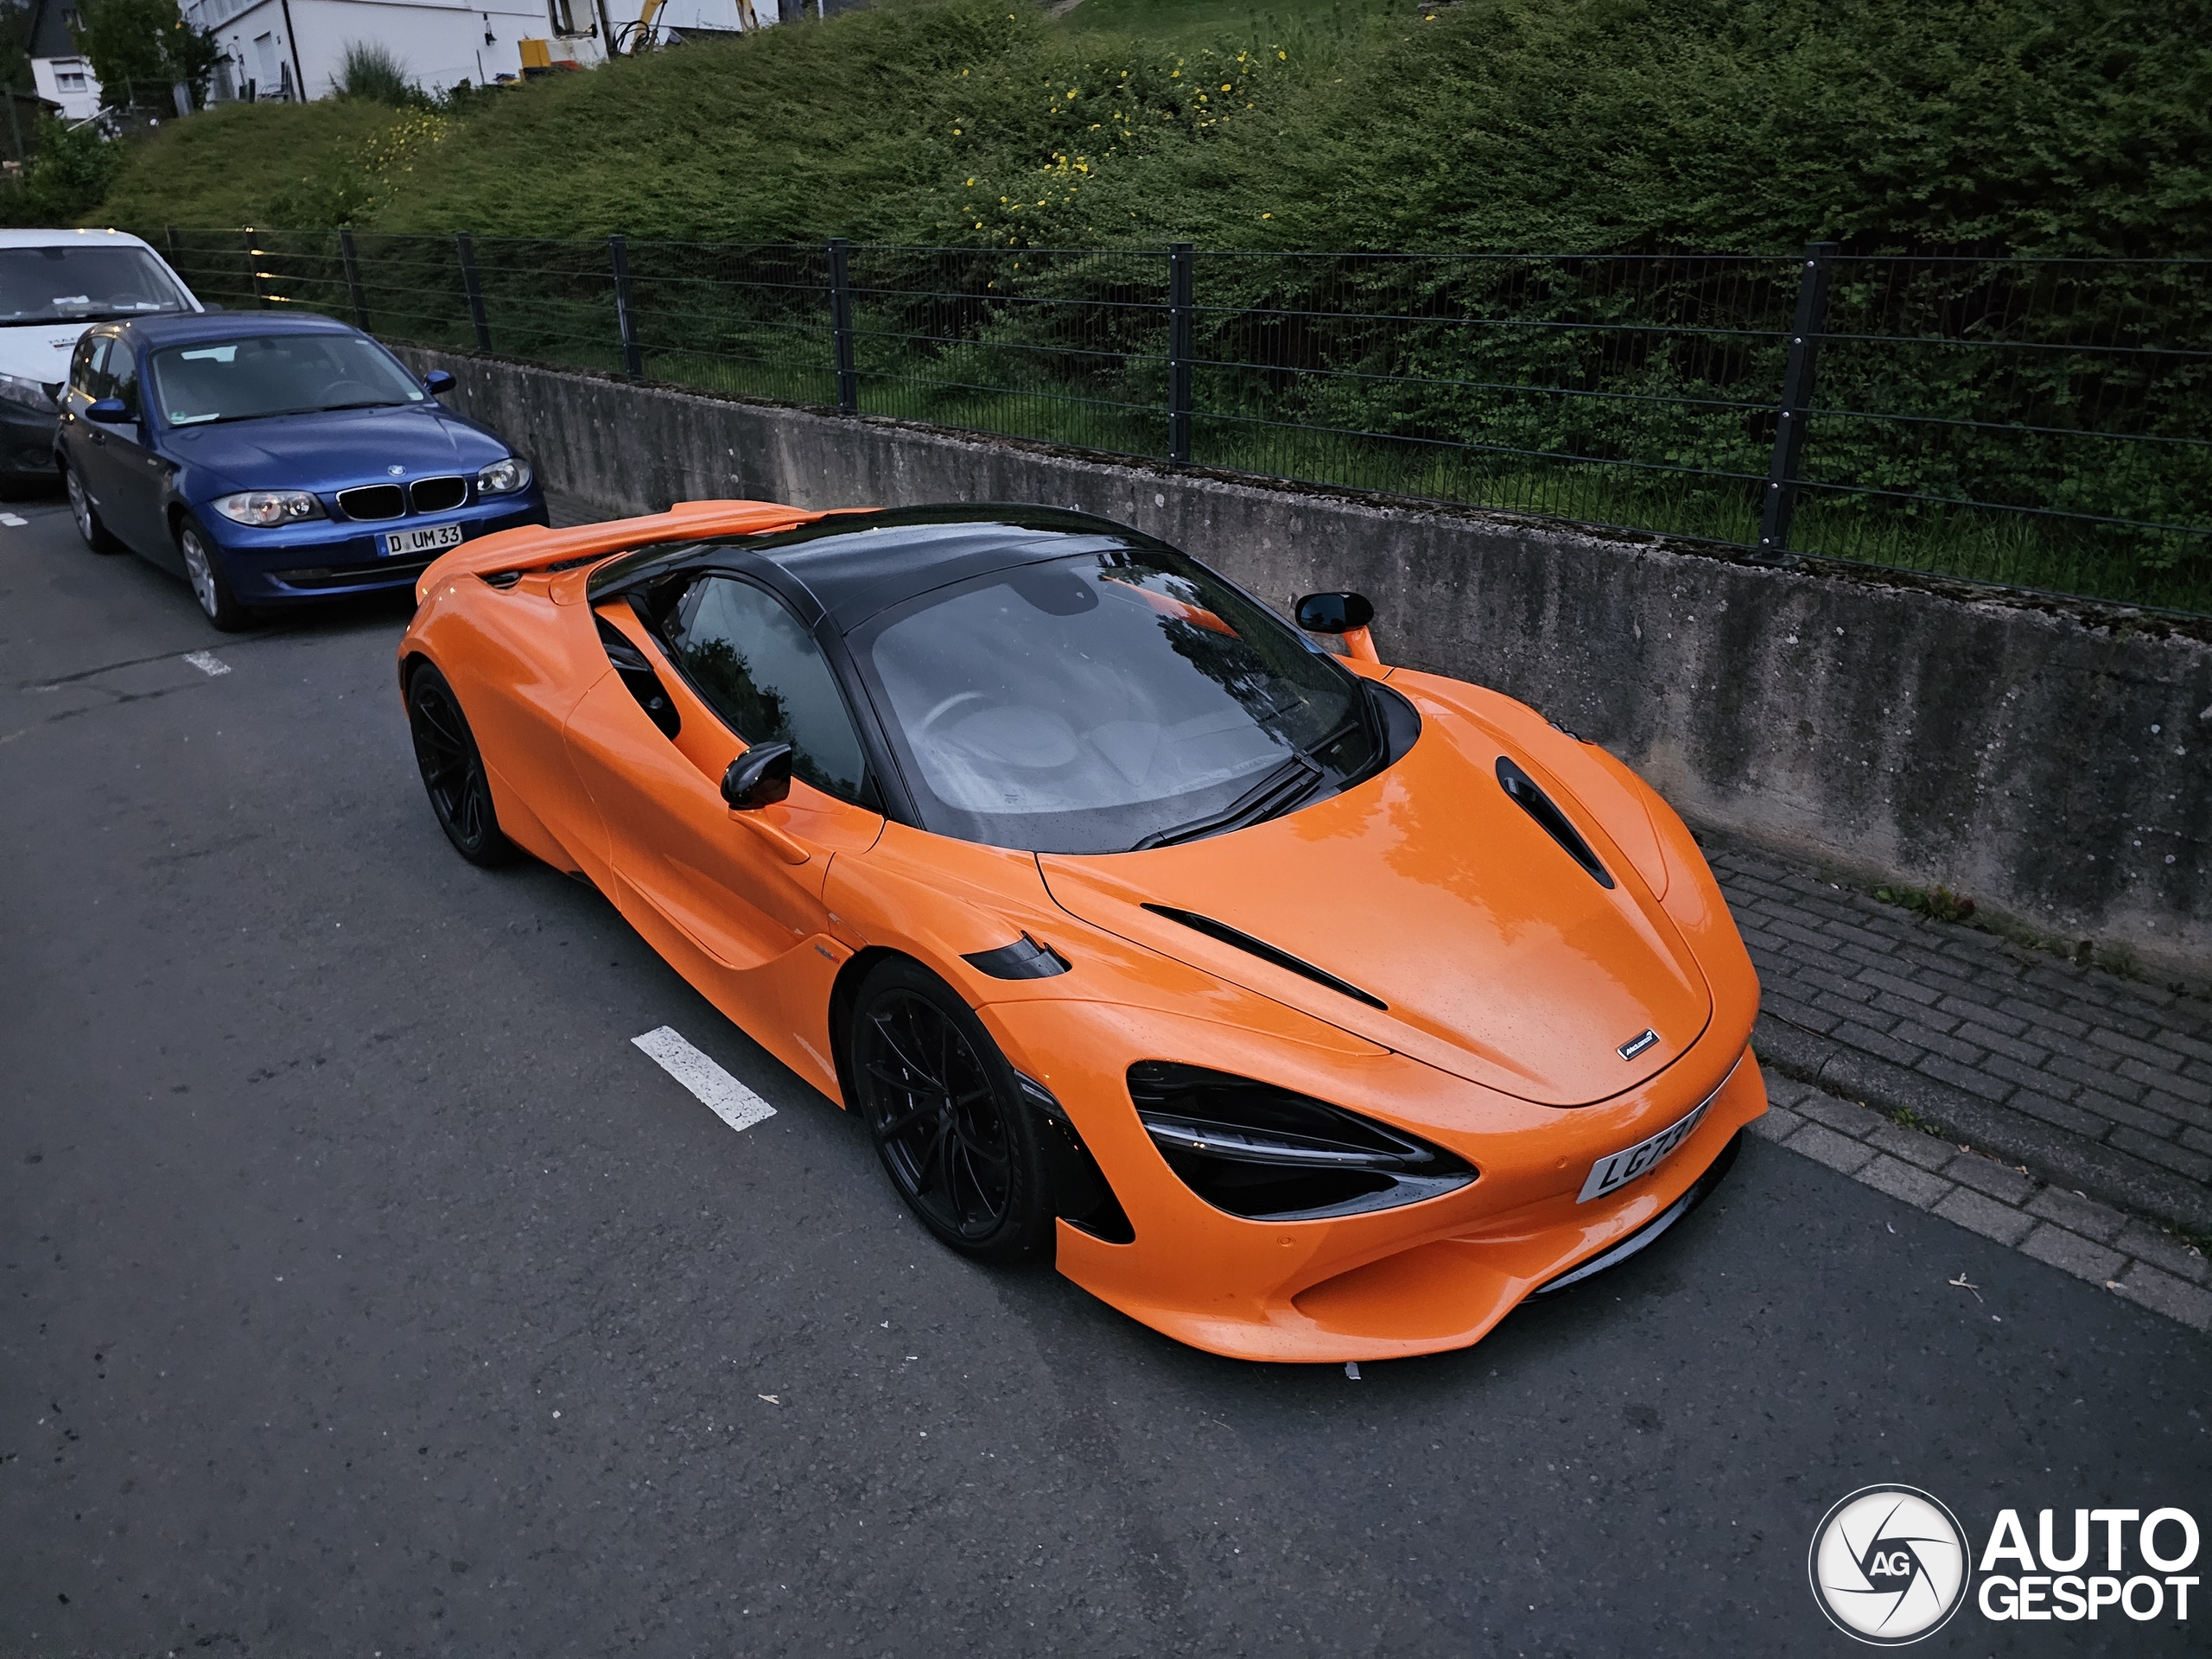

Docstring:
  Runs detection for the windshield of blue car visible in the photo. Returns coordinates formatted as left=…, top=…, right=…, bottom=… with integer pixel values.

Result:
left=852, top=546, right=1380, bottom=854
left=148, top=334, right=429, bottom=425
left=0, top=245, right=193, bottom=324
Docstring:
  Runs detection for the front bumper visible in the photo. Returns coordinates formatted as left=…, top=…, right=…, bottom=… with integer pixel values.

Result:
left=201, top=491, right=551, bottom=605
left=979, top=996, right=1767, bottom=1363
left=0, top=401, right=58, bottom=484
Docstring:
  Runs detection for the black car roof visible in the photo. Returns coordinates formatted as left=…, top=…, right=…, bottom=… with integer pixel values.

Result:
left=589, top=505, right=1169, bottom=629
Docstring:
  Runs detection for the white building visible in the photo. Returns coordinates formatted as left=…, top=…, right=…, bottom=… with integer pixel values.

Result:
left=181, top=0, right=792, bottom=102
left=24, top=1, right=103, bottom=124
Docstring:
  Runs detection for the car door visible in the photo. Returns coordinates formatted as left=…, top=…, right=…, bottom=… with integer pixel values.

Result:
left=563, top=575, right=884, bottom=1088
left=92, top=340, right=171, bottom=559
left=59, top=333, right=125, bottom=525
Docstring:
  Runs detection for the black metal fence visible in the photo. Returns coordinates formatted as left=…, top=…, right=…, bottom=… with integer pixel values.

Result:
left=156, top=228, right=2212, bottom=615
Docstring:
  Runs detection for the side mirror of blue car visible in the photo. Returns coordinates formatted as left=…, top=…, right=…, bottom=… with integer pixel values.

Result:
left=423, top=370, right=456, bottom=396
left=86, top=397, right=129, bottom=423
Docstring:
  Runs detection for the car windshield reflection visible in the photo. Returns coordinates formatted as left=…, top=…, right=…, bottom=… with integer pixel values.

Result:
left=857, top=547, right=1382, bottom=854
left=149, top=334, right=429, bottom=426
left=0, top=245, right=193, bottom=325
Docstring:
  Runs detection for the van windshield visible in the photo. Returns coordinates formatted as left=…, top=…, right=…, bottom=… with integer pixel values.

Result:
left=0, top=245, right=192, bottom=325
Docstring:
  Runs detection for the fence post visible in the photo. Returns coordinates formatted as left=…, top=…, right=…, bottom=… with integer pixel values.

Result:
left=1166, top=242, right=1195, bottom=465
left=1757, top=240, right=1837, bottom=558
left=610, top=233, right=643, bottom=379
left=339, top=227, right=369, bottom=331
left=455, top=232, right=492, bottom=353
left=827, top=237, right=857, bottom=414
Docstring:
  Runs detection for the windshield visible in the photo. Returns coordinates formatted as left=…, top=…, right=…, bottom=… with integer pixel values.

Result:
left=0, top=245, right=192, bottom=325
left=853, top=546, right=1380, bottom=853
left=148, top=333, right=429, bottom=425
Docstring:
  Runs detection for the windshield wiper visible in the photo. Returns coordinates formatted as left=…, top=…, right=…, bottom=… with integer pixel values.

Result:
left=1130, top=752, right=1324, bottom=852
left=198, top=401, right=399, bottom=424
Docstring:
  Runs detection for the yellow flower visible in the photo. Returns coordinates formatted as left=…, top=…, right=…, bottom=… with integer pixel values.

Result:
left=1262, top=213, right=1272, bottom=219
left=1221, top=83, right=1231, bottom=92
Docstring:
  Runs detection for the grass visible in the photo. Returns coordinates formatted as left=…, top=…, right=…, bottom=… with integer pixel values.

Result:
left=111, top=0, right=2212, bottom=613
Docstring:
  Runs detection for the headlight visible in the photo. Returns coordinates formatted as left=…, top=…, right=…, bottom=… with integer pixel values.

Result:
left=0, top=372, right=55, bottom=413
left=1127, top=1061, right=1477, bottom=1221
left=476, top=456, right=531, bottom=496
left=211, top=489, right=324, bottom=526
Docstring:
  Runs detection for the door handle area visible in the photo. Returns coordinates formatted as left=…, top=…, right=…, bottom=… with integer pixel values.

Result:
left=731, top=810, right=812, bottom=866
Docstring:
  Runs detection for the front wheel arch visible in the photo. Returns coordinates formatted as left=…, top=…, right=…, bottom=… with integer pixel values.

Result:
left=827, top=944, right=916, bottom=1112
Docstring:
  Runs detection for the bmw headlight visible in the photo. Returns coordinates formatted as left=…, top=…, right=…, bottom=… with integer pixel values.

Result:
left=0, top=372, right=56, bottom=413
left=476, top=456, right=531, bottom=496
left=211, top=489, right=324, bottom=526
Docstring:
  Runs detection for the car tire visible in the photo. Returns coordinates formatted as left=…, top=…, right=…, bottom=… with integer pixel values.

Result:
left=177, top=515, right=255, bottom=632
left=63, top=462, right=122, bottom=553
left=407, top=662, right=517, bottom=868
left=849, top=956, right=1055, bottom=1264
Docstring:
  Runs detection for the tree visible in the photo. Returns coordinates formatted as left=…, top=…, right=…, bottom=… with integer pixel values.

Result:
left=73, top=0, right=219, bottom=112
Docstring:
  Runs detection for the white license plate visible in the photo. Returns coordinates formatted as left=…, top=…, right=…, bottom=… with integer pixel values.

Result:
left=1578, top=1100, right=1711, bottom=1204
left=383, top=522, right=466, bottom=557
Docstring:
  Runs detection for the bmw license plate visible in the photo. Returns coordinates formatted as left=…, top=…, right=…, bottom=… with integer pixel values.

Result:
left=383, top=522, right=466, bottom=558
left=1578, top=1100, right=1711, bottom=1203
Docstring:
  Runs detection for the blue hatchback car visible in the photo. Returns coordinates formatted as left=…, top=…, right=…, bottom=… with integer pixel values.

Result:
left=55, top=312, right=548, bottom=628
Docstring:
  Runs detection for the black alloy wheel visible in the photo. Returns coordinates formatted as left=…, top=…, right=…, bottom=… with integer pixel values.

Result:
left=407, top=663, right=515, bottom=867
left=850, top=957, right=1052, bottom=1262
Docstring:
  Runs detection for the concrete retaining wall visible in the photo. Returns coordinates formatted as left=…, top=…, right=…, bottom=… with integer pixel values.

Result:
left=397, top=346, right=2212, bottom=977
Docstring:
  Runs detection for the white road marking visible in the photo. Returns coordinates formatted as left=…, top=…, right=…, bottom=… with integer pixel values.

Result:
left=182, top=651, right=231, bottom=677
left=0, top=512, right=26, bottom=526
left=632, top=1026, right=777, bottom=1134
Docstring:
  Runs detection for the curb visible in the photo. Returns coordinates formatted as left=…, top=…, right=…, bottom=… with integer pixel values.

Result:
left=1752, top=1066, right=2212, bottom=1334
left=1755, top=1014, right=2212, bottom=1238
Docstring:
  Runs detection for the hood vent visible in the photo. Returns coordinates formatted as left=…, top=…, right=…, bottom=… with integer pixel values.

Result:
left=1496, top=756, right=1615, bottom=889
left=1141, top=904, right=1388, bottom=1010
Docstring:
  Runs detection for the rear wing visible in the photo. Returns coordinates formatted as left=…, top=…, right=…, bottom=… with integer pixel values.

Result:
left=414, top=499, right=837, bottom=607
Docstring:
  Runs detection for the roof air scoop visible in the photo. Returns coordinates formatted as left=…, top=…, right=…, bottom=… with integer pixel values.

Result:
left=1496, top=756, right=1615, bottom=889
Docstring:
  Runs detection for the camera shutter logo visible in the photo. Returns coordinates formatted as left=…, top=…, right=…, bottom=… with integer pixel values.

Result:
left=1809, top=1485, right=1971, bottom=1644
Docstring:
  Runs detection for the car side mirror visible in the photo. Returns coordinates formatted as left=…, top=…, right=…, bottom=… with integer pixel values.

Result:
left=423, top=370, right=456, bottom=395
left=86, top=397, right=129, bottom=423
left=721, top=742, right=792, bottom=811
left=1294, top=591, right=1375, bottom=633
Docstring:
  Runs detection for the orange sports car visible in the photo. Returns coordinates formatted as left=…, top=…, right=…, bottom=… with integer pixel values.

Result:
left=397, top=500, right=1765, bottom=1362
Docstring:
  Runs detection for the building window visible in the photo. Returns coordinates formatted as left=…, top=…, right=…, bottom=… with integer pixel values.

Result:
left=58, top=72, right=86, bottom=91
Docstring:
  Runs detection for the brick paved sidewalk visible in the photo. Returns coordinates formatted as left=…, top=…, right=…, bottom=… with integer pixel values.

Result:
left=1713, top=842, right=2212, bottom=1237
left=1754, top=1069, right=2211, bottom=1333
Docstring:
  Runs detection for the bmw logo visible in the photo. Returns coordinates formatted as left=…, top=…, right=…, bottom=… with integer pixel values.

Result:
left=1808, top=1485, right=1970, bottom=1644
left=387, top=465, right=405, bottom=476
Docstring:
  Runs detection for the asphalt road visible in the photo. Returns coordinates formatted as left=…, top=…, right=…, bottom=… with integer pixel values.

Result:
left=3, top=501, right=2207, bottom=1658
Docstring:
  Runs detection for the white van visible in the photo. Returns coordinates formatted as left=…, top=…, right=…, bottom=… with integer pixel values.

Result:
left=0, top=228, right=202, bottom=494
